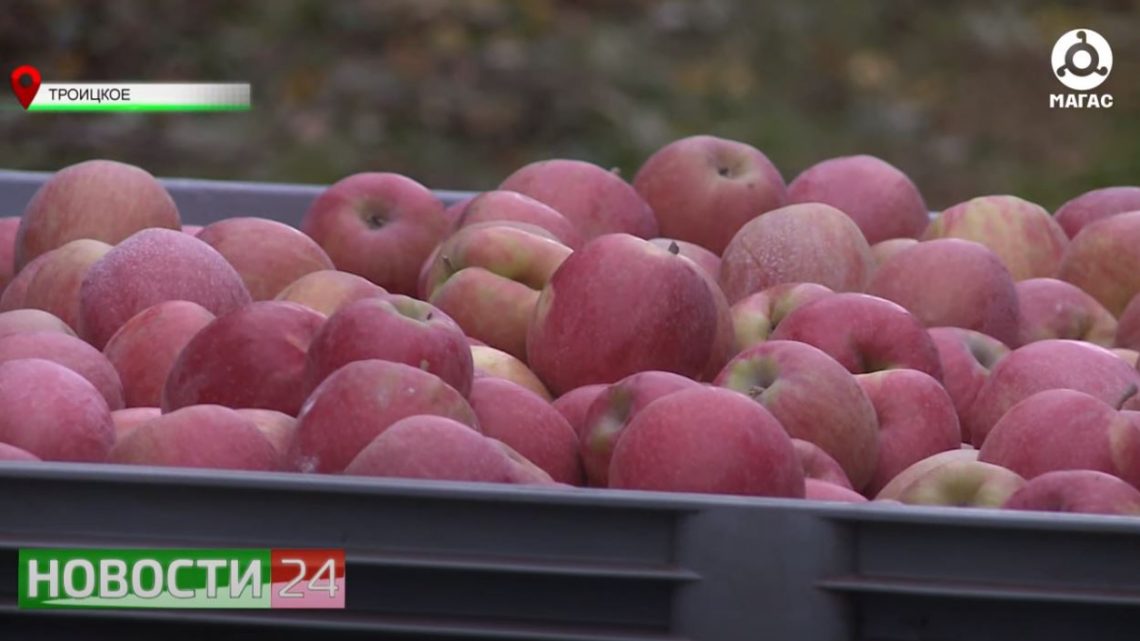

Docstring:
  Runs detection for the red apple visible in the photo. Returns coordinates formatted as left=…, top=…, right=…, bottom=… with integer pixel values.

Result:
left=580, top=370, right=699, bottom=487
left=923, top=195, right=1068, bottom=281
left=274, top=269, right=388, bottom=317
left=471, top=344, right=551, bottom=400
left=288, top=359, right=479, bottom=473
left=469, top=377, right=583, bottom=485
left=927, top=327, right=1009, bottom=442
left=978, top=389, right=1140, bottom=486
left=966, top=339, right=1140, bottom=447
left=869, top=238, right=918, bottom=269
left=1113, top=348, right=1139, bottom=367
left=1117, top=293, right=1140, bottom=352
left=793, top=439, right=853, bottom=489
left=719, top=202, right=874, bottom=304
left=0, top=309, right=77, bottom=339
left=181, top=224, right=202, bottom=236
left=715, top=340, right=880, bottom=490
left=875, top=449, right=980, bottom=501
left=236, top=408, right=297, bottom=467
left=0, top=216, right=18, bottom=294
left=1002, top=469, right=1140, bottom=516
left=111, top=407, right=160, bottom=440
left=804, top=479, right=868, bottom=503
left=609, top=386, right=804, bottom=497
left=1059, top=212, right=1140, bottom=316
left=889, top=459, right=1025, bottom=508
left=0, top=358, right=113, bottom=461
left=552, top=384, right=607, bottom=439
left=730, top=283, right=834, bottom=354
left=103, top=300, right=215, bottom=408
left=1015, top=277, right=1116, bottom=346
left=649, top=238, right=720, bottom=281
left=304, top=295, right=472, bottom=397
left=196, top=217, right=334, bottom=300
left=15, top=159, right=181, bottom=270
left=78, top=228, right=251, bottom=348
left=1054, top=186, right=1140, bottom=239
left=300, top=172, right=449, bottom=295
left=857, top=369, right=962, bottom=496
left=633, top=135, right=785, bottom=254
left=0, top=442, right=39, bottom=461
left=455, top=190, right=584, bottom=248
left=0, top=330, right=123, bottom=410
left=443, top=195, right=475, bottom=229
left=527, top=234, right=720, bottom=395
left=770, top=293, right=943, bottom=379
left=0, top=249, right=52, bottom=312
left=109, top=404, right=281, bottom=471
left=499, top=159, right=658, bottom=240
left=868, top=239, right=1020, bottom=346
left=786, top=154, right=928, bottom=245
left=21, top=239, right=112, bottom=330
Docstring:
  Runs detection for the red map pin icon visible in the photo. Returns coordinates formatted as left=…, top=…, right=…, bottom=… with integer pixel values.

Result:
left=10, top=65, right=42, bottom=109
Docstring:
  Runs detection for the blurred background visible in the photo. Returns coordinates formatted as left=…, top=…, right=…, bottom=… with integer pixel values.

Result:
left=0, top=0, right=1137, bottom=211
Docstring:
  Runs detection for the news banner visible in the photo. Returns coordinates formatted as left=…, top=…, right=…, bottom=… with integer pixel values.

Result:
left=18, top=548, right=344, bottom=609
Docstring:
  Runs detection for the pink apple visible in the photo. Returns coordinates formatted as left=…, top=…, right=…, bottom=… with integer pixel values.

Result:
left=715, top=339, right=880, bottom=490
left=499, top=159, right=658, bottom=240
left=966, top=339, right=1140, bottom=447
left=927, top=327, right=1009, bottom=442
left=786, top=154, right=928, bottom=244
left=1002, top=470, right=1140, bottom=516
left=0, top=250, right=52, bottom=312
left=868, top=239, right=1019, bottom=346
left=0, top=216, right=18, bottom=294
left=552, top=384, right=608, bottom=439
left=730, top=283, right=834, bottom=354
left=857, top=369, right=961, bottom=496
left=804, top=479, right=868, bottom=503
left=1117, top=293, right=1140, bottom=352
left=770, top=293, right=943, bottom=379
left=1113, top=348, right=1139, bottom=367
left=78, top=228, right=251, bottom=348
left=196, top=217, right=334, bottom=300
left=274, top=269, right=388, bottom=317
left=633, top=135, right=785, bottom=254
left=580, top=371, right=699, bottom=487
left=111, top=407, right=160, bottom=440
left=443, top=195, right=475, bottom=229
left=889, top=459, right=1025, bottom=508
left=0, top=442, right=39, bottom=461
left=300, top=172, right=449, bottom=295
left=304, top=295, right=472, bottom=397
left=869, top=238, right=918, bottom=268
left=236, top=408, right=297, bottom=466
left=923, top=195, right=1068, bottom=281
left=21, top=239, right=112, bottom=330
left=527, top=234, right=720, bottom=395
left=0, top=309, right=77, bottom=340
left=1016, top=277, right=1116, bottom=346
left=1060, top=212, right=1140, bottom=314
left=875, top=449, right=980, bottom=501
left=15, top=159, right=181, bottom=270
left=103, top=300, right=215, bottom=408
left=181, top=224, right=202, bottom=236
left=471, top=344, right=551, bottom=400
left=649, top=238, right=721, bottom=281
left=288, top=359, right=479, bottom=473
left=0, top=358, right=113, bottom=461
left=1053, top=186, right=1140, bottom=238
left=0, top=330, right=123, bottom=410
left=109, top=404, right=281, bottom=471
left=455, top=190, right=584, bottom=248
left=609, top=386, right=805, bottom=497
left=719, top=202, right=874, bottom=304
left=793, top=439, right=853, bottom=489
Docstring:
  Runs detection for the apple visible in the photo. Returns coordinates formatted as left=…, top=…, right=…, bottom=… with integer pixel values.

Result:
left=719, top=203, right=874, bottom=304
left=1015, top=278, right=1116, bottom=346
left=1002, top=470, right=1140, bottom=516
left=978, top=389, right=1140, bottom=486
left=868, top=239, right=1020, bottom=346
left=300, top=172, right=449, bottom=295
left=1115, top=293, right=1140, bottom=352
left=0, top=330, right=123, bottom=410
left=0, top=309, right=77, bottom=339
left=770, top=293, right=943, bottom=379
left=786, top=154, right=928, bottom=244
left=0, top=216, right=18, bottom=293
left=304, top=295, right=472, bottom=397
left=20, top=239, right=112, bottom=330
left=181, top=224, right=202, bottom=236
left=499, top=159, right=658, bottom=240
left=15, top=159, right=180, bottom=270
left=923, top=195, right=1068, bottom=281
left=471, top=344, right=551, bottom=400
left=1113, top=348, right=1139, bottom=367
left=792, top=439, right=853, bottom=489
left=804, top=479, right=868, bottom=503
left=869, top=238, right=918, bottom=268
left=420, top=222, right=571, bottom=361
left=527, top=234, right=720, bottom=395
left=715, top=339, right=879, bottom=490
left=0, top=358, right=113, bottom=462
left=632, top=135, right=785, bottom=254
left=966, top=339, right=1140, bottom=447
left=552, top=384, right=608, bottom=439
left=0, top=250, right=52, bottom=312
left=874, top=449, right=980, bottom=501
left=889, top=460, right=1026, bottom=508
left=163, top=301, right=324, bottom=415
left=927, top=327, right=1009, bottom=442
left=274, top=269, right=388, bottom=316
left=469, top=377, right=583, bottom=485
left=103, top=300, right=215, bottom=408
left=1053, top=186, right=1140, bottom=238
left=288, top=359, right=479, bottom=474
left=109, top=404, right=281, bottom=471
left=580, top=370, right=699, bottom=487
left=236, top=408, right=297, bottom=466
left=857, top=369, right=962, bottom=496
left=609, top=386, right=805, bottom=497
left=0, top=442, right=39, bottom=461
left=196, top=217, right=334, bottom=300
left=649, top=238, right=721, bottom=281
left=730, top=283, right=834, bottom=354
left=343, top=415, right=554, bottom=485
left=111, top=407, right=160, bottom=440
left=78, top=228, right=251, bottom=349
left=443, top=195, right=475, bottom=229
left=454, top=190, right=584, bottom=248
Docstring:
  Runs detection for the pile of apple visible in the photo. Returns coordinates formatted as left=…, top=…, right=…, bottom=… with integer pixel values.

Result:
left=2, top=135, right=1140, bottom=518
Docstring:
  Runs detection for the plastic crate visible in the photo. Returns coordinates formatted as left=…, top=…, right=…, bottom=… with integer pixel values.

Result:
left=2, top=170, right=1140, bottom=641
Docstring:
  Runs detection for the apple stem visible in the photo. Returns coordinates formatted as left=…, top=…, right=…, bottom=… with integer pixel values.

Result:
left=668, top=241, right=680, bottom=255
left=1114, top=383, right=1139, bottom=410
left=442, top=255, right=455, bottom=272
